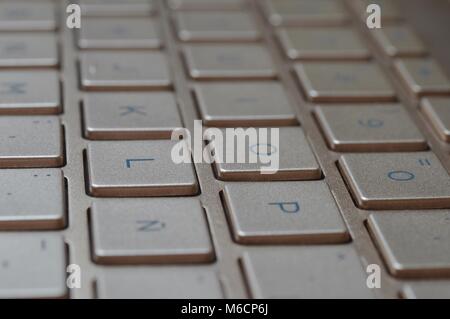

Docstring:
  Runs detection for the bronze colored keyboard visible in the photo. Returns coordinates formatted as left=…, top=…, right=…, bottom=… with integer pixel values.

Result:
left=1, top=0, right=450, bottom=299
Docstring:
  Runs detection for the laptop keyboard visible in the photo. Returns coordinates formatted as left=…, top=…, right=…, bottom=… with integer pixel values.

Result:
left=0, top=0, right=450, bottom=299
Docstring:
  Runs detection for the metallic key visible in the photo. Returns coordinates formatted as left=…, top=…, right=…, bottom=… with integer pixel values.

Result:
left=368, top=211, right=450, bottom=278
left=83, top=92, right=183, bottom=140
left=339, top=152, right=450, bottom=210
left=184, top=45, right=277, bottom=80
left=168, top=0, right=244, bottom=11
left=353, top=0, right=403, bottom=22
left=370, top=25, right=426, bottom=57
left=86, top=141, right=198, bottom=197
left=174, top=12, right=260, bottom=42
left=223, top=181, right=349, bottom=244
left=209, top=127, right=321, bottom=181
left=90, top=198, right=214, bottom=264
left=241, top=246, right=374, bottom=298
left=421, top=97, right=450, bottom=142
left=277, top=27, right=370, bottom=60
left=263, top=0, right=349, bottom=27
left=314, top=104, right=427, bottom=152
left=0, top=71, right=61, bottom=114
left=403, top=282, right=450, bottom=299
left=0, top=233, right=66, bottom=298
left=194, top=82, right=297, bottom=126
left=0, top=1, right=57, bottom=31
left=394, top=58, right=450, bottom=97
left=0, top=169, right=65, bottom=230
left=79, top=0, right=155, bottom=17
left=294, top=62, right=396, bottom=102
left=97, top=267, right=223, bottom=298
left=79, top=52, right=171, bottom=90
left=0, top=116, right=64, bottom=168
left=0, top=34, right=58, bottom=68
left=78, top=18, right=161, bottom=49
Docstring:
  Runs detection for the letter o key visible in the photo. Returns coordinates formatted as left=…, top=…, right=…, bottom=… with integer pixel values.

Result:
left=387, top=170, right=415, bottom=181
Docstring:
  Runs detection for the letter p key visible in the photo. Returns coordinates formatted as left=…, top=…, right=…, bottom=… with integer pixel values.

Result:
left=269, top=201, right=300, bottom=213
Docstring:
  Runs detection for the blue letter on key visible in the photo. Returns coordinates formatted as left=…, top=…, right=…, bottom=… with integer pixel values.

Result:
left=269, top=201, right=300, bottom=213
left=388, top=170, right=415, bottom=181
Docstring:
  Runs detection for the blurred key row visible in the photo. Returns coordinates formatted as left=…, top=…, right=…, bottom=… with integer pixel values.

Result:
left=3, top=207, right=450, bottom=298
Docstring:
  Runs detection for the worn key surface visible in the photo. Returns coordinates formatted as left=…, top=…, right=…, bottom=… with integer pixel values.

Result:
left=0, top=233, right=67, bottom=298
left=83, top=92, right=183, bottom=140
left=314, top=103, right=427, bottom=152
left=168, top=0, right=244, bottom=11
left=0, top=116, right=64, bottom=168
left=174, top=12, right=260, bottom=42
left=194, top=82, right=297, bottom=127
left=0, top=1, right=57, bottom=31
left=183, top=44, right=277, bottom=80
left=90, top=198, right=214, bottom=264
left=79, top=0, right=155, bottom=17
left=223, top=181, right=349, bottom=244
left=79, top=52, right=172, bottom=90
left=0, top=71, right=61, bottom=114
left=0, top=34, right=58, bottom=68
left=368, top=211, right=450, bottom=278
left=339, top=152, right=450, bottom=210
left=277, top=27, right=370, bottom=60
left=263, top=0, right=350, bottom=27
left=78, top=18, right=161, bottom=49
left=241, top=246, right=373, bottom=298
left=86, top=141, right=198, bottom=197
left=97, top=267, right=223, bottom=298
left=370, top=25, right=427, bottom=57
left=294, top=62, right=396, bottom=102
left=0, top=169, right=65, bottom=230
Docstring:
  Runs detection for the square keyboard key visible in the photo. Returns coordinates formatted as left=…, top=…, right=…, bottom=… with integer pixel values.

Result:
left=209, top=127, right=321, bottom=181
left=86, top=141, right=198, bottom=197
left=277, top=27, right=370, bottom=60
left=314, top=104, right=427, bottom=152
left=97, top=267, right=223, bottom=298
left=80, top=52, right=171, bottom=90
left=339, top=152, right=450, bottom=210
left=0, top=169, right=65, bottom=230
left=0, top=1, right=57, bottom=31
left=90, top=198, right=214, bottom=264
left=174, top=12, right=260, bottom=42
left=371, top=25, right=426, bottom=57
left=0, top=233, right=67, bottom=298
left=168, top=0, right=244, bottom=11
left=0, top=116, right=64, bottom=168
left=223, top=181, right=349, bottom=244
left=183, top=45, right=277, bottom=80
left=83, top=92, right=183, bottom=140
left=0, top=71, right=61, bottom=115
left=368, top=211, right=450, bottom=277
left=79, top=0, right=155, bottom=17
left=394, top=58, right=450, bottom=97
left=421, top=97, right=450, bottom=142
left=241, top=246, right=373, bottom=298
left=0, top=34, right=58, bottom=68
left=263, top=0, right=349, bottom=27
left=78, top=18, right=161, bottom=49
left=294, top=62, right=396, bottom=102
left=194, top=82, right=297, bottom=126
